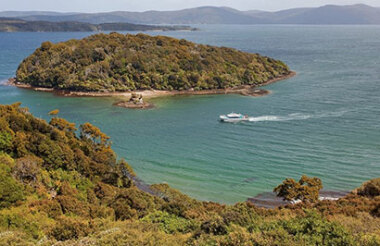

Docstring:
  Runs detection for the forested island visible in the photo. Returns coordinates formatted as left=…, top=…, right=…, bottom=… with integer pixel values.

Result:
left=0, top=18, right=196, bottom=32
left=15, top=33, right=292, bottom=94
left=0, top=103, right=379, bottom=245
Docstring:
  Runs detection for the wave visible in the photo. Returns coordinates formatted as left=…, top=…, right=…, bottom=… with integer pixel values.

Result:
left=248, top=111, right=347, bottom=122
left=313, top=59, right=339, bottom=64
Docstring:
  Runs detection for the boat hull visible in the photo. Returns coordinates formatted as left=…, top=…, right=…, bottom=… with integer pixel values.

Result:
left=220, top=115, right=249, bottom=123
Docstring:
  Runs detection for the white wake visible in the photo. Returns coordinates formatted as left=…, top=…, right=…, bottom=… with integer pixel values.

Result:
left=248, top=111, right=347, bottom=122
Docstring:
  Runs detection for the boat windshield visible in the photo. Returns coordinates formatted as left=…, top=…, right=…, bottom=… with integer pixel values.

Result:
left=227, top=113, right=242, bottom=118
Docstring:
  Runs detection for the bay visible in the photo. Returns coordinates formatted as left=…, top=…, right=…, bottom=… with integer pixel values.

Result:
left=1, top=25, right=379, bottom=203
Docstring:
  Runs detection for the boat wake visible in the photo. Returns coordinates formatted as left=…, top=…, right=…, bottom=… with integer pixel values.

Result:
left=248, top=111, right=347, bottom=122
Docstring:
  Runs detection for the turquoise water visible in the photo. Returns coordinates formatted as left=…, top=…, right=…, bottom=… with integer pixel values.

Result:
left=1, top=25, right=380, bottom=203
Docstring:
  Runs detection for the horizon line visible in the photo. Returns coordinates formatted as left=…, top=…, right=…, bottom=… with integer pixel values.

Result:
left=1, top=3, right=379, bottom=14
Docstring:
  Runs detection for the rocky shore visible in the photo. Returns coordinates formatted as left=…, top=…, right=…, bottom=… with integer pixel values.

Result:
left=7, top=71, right=295, bottom=109
left=248, top=190, right=349, bottom=208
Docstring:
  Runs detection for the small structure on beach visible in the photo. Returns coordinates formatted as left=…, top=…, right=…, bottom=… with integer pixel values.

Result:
left=130, top=93, right=144, bottom=104
left=113, top=93, right=154, bottom=109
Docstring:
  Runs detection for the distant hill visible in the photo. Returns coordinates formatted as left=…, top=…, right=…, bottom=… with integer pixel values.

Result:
left=3, top=7, right=266, bottom=24
left=0, top=18, right=196, bottom=32
left=3, top=4, right=380, bottom=25
left=0, top=11, right=76, bottom=18
left=268, top=4, right=380, bottom=24
left=243, top=8, right=313, bottom=22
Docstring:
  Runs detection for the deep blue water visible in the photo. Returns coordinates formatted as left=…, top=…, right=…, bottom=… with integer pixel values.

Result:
left=1, top=25, right=380, bottom=203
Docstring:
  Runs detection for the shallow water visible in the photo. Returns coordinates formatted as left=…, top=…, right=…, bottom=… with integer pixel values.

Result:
left=1, top=25, right=380, bottom=203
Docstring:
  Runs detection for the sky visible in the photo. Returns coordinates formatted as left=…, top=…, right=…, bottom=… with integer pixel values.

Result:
left=0, top=0, right=379, bottom=12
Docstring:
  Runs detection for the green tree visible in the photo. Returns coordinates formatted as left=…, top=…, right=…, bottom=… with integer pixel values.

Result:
left=0, top=131, right=12, bottom=152
left=48, top=109, right=60, bottom=115
left=274, top=175, right=323, bottom=202
left=80, top=122, right=110, bottom=146
left=50, top=117, right=77, bottom=132
left=0, top=163, right=24, bottom=208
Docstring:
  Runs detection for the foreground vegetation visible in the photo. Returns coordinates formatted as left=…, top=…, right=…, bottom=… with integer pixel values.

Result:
left=0, top=103, right=379, bottom=245
left=16, top=33, right=291, bottom=92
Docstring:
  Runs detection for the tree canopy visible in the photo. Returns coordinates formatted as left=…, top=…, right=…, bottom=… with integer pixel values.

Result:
left=16, top=33, right=291, bottom=92
left=274, top=175, right=323, bottom=202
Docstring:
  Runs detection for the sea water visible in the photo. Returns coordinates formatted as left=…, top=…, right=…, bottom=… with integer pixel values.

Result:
left=1, top=25, right=380, bottom=203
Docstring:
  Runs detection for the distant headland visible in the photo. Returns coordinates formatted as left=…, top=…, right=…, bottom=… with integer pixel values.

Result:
left=0, top=17, right=197, bottom=32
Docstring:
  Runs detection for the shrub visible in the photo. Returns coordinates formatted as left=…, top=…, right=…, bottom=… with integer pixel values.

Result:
left=56, top=195, right=90, bottom=217
left=49, top=216, right=91, bottom=241
left=221, top=203, right=259, bottom=227
left=29, top=199, right=62, bottom=218
left=200, top=214, right=228, bottom=236
left=142, top=211, right=198, bottom=234
left=0, top=207, right=42, bottom=239
left=0, top=131, right=12, bottom=152
left=0, top=163, right=24, bottom=209
left=282, top=210, right=354, bottom=245
left=112, top=188, right=156, bottom=218
left=357, top=178, right=380, bottom=197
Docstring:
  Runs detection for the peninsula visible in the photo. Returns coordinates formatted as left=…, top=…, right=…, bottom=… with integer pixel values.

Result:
left=0, top=17, right=197, bottom=32
left=14, top=32, right=293, bottom=103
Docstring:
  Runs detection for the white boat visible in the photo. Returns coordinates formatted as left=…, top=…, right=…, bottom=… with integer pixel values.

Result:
left=219, top=113, right=249, bottom=123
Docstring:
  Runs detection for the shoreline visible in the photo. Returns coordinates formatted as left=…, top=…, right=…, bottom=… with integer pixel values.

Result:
left=6, top=71, right=296, bottom=101
left=248, top=190, right=349, bottom=208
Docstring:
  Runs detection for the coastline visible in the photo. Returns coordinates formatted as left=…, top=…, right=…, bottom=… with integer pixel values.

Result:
left=248, top=190, right=349, bottom=208
left=7, top=71, right=296, bottom=100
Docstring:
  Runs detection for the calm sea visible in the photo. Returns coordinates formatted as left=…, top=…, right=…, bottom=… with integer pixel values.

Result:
left=1, top=25, right=380, bottom=203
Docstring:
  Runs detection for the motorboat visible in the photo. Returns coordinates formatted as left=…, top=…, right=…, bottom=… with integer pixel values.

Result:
left=219, top=113, right=249, bottom=123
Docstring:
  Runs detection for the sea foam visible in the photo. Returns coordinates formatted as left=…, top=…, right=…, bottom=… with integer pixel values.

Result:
left=248, top=111, right=347, bottom=122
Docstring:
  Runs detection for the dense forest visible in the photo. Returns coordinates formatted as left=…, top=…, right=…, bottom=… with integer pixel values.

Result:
left=0, top=103, right=379, bottom=245
left=15, top=33, right=291, bottom=92
left=0, top=18, right=196, bottom=32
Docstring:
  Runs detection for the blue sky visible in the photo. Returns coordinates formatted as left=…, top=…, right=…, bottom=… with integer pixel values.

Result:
left=0, top=0, right=378, bottom=12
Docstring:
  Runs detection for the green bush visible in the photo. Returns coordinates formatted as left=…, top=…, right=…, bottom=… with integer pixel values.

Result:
left=0, top=163, right=24, bottom=209
left=357, top=178, right=380, bottom=197
left=142, top=211, right=198, bottom=234
left=49, top=216, right=91, bottom=241
left=200, top=214, right=229, bottom=236
left=281, top=210, right=354, bottom=245
left=0, top=131, right=12, bottom=152
left=0, top=208, right=42, bottom=239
